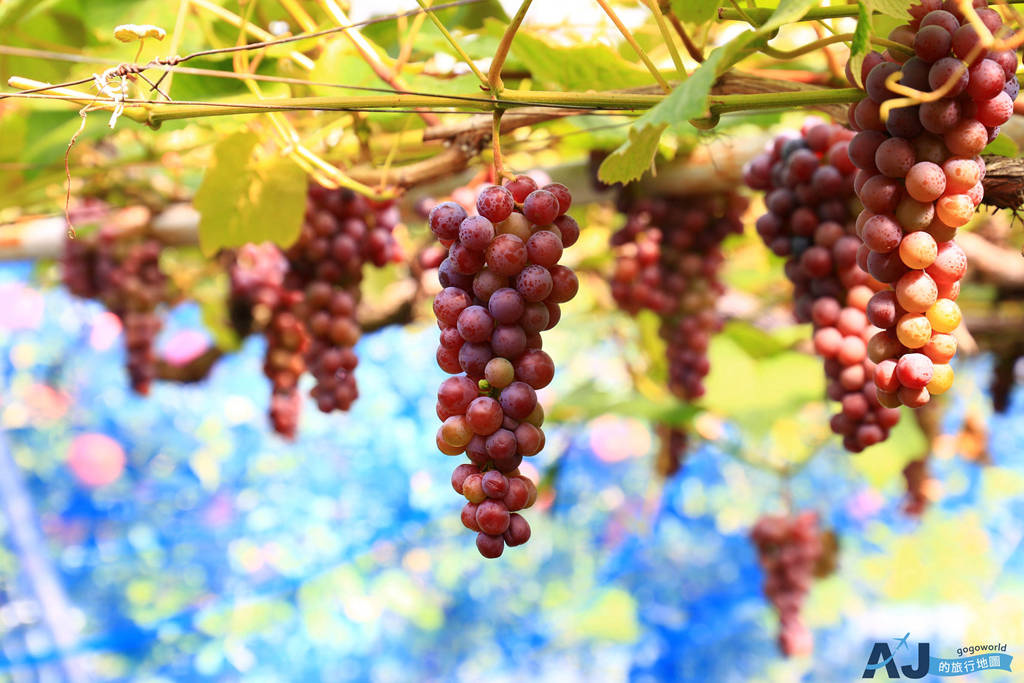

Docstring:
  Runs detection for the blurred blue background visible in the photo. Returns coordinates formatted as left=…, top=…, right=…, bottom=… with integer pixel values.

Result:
left=1, top=260, right=1023, bottom=682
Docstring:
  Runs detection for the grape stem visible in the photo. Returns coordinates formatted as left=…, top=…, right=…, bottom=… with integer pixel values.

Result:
left=646, top=0, right=685, bottom=76
left=491, top=110, right=509, bottom=181
left=488, top=0, right=532, bottom=94
left=662, top=4, right=704, bottom=62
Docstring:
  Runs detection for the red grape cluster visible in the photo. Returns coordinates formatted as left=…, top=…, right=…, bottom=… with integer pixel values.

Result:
left=656, top=425, right=689, bottom=477
left=228, top=243, right=306, bottom=437
left=285, top=185, right=400, bottom=413
left=750, top=511, right=824, bottom=657
left=991, top=346, right=1022, bottom=413
left=902, top=457, right=932, bottom=515
left=61, top=237, right=99, bottom=299
left=744, top=123, right=901, bottom=452
left=227, top=242, right=288, bottom=339
left=610, top=193, right=747, bottom=400
left=63, top=231, right=168, bottom=395
left=430, top=174, right=580, bottom=558
left=848, top=1, right=1016, bottom=407
left=224, top=185, right=399, bottom=437
left=264, top=289, right=309, bottom=439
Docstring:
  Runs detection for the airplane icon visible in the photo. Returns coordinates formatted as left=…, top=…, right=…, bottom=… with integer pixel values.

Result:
left=865, top=633, right=912, bottom=670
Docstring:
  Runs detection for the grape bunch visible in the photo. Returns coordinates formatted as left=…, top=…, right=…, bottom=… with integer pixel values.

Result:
left=655, top=425, right=689, bottom=477
left=750, top=511, right=825, bottom=657
left=610, top=192, right=747, bottom=400
left=61, top=236, right=99, bottom=300
left=228, top=243, right=306, bottom=437
left=430, top=175, right=580, bottom=558
left=848, top=1, right=1016, bottom=407
left=990, top=346, right=1023, bottom=413
left=264, top=289, right=309, bottom=439
left=285, top=185, right=400, bottom=414
left=744, top=123, right=902, bottom=452
left=902, top=457, right=932, bottom=515
left=227, top=242, right=288, bottom=338
left=63, top=231, right=168, bottom=395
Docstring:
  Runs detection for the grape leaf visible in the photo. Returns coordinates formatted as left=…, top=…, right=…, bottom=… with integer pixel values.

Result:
left=597, top=45, right=729, bottom=184
left=869, top=0, right=916, bottom=19
left=194, top=132, right=306, bottom=257
left=511, top=32, right=653, bottom=91
left=848, top=415, right=925, bottom=487
left=849, top=2, right=872, bottom=88
left=669, top=0, right=723, bottom=24
left=703, top=336, right=824, bottom=438
left=597, top=123, right=667, bottom=185
left=983, top=133, right=1019, bottom=157
left=721, top=321, right=789, bottom=358
left=0, top=0, right=56, bottom=29
left=598, top=0, right=818, bottom=185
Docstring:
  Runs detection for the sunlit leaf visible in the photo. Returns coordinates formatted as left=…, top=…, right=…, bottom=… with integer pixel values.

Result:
left=983, top=133, right=1019, bottom=157
left=511, top=32, right=653, bottom=91
left=849, top=2, right=872, bottom=88
left=869, top=0, right=916, bottom=20
left=194, top=132, right=306, bottom=256
left=670, top=0, right=723, bottom=24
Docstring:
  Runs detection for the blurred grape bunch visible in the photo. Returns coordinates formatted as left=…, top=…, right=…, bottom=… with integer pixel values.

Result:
left=750, top=511, right=825, bottom=657
left=61, top=211, right=171, bottom=395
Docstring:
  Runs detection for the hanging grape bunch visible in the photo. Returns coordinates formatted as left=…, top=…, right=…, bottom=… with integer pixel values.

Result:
left=745, top=122, right=902, bottom=453
left=228, top=243, right=303, bottom=437
left=61, top=235, right=99, bottom=300
left=610, top=192, right=747, bottom=400
left=62, top=229, right=168, bottom=396
left=285, top=184, right=400, bottom=414
left=655, top=424, right=689, bottom=478
left=849, top=0, right=1016, bottom=408
left=430, top=175, right=580, bottom=558
left=902, top=457, right=932, bottom=515
left=750, top=511, right=825, bottom=657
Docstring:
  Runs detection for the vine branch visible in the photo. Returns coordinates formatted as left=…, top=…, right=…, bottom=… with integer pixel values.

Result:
left=488, top=0, right=533, bottom=93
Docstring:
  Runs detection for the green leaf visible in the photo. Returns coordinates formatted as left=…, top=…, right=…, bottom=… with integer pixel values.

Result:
left=670, top=0, right=723, bottom=24
left=0, top=0, right=57, bottom=29
left=599, top=0, right=819, bottom=185
left=848, top=414, right=925, bottom=487
left=703, top=336, right=824, bottom=438
left=194, top=132, right=306, bottom=257
left=510, top=31, right=653, bottom=91
left=983, top=133, right=1019, bottom=157
left=547, top=380, right=697, bottom=427
left=849, top=2, right=872, bottom=88
left=868, top=0, right=915, bottom=20
left=597, top=123, right=667, bottom=185
left=721, top=321, right=789, bottom=358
